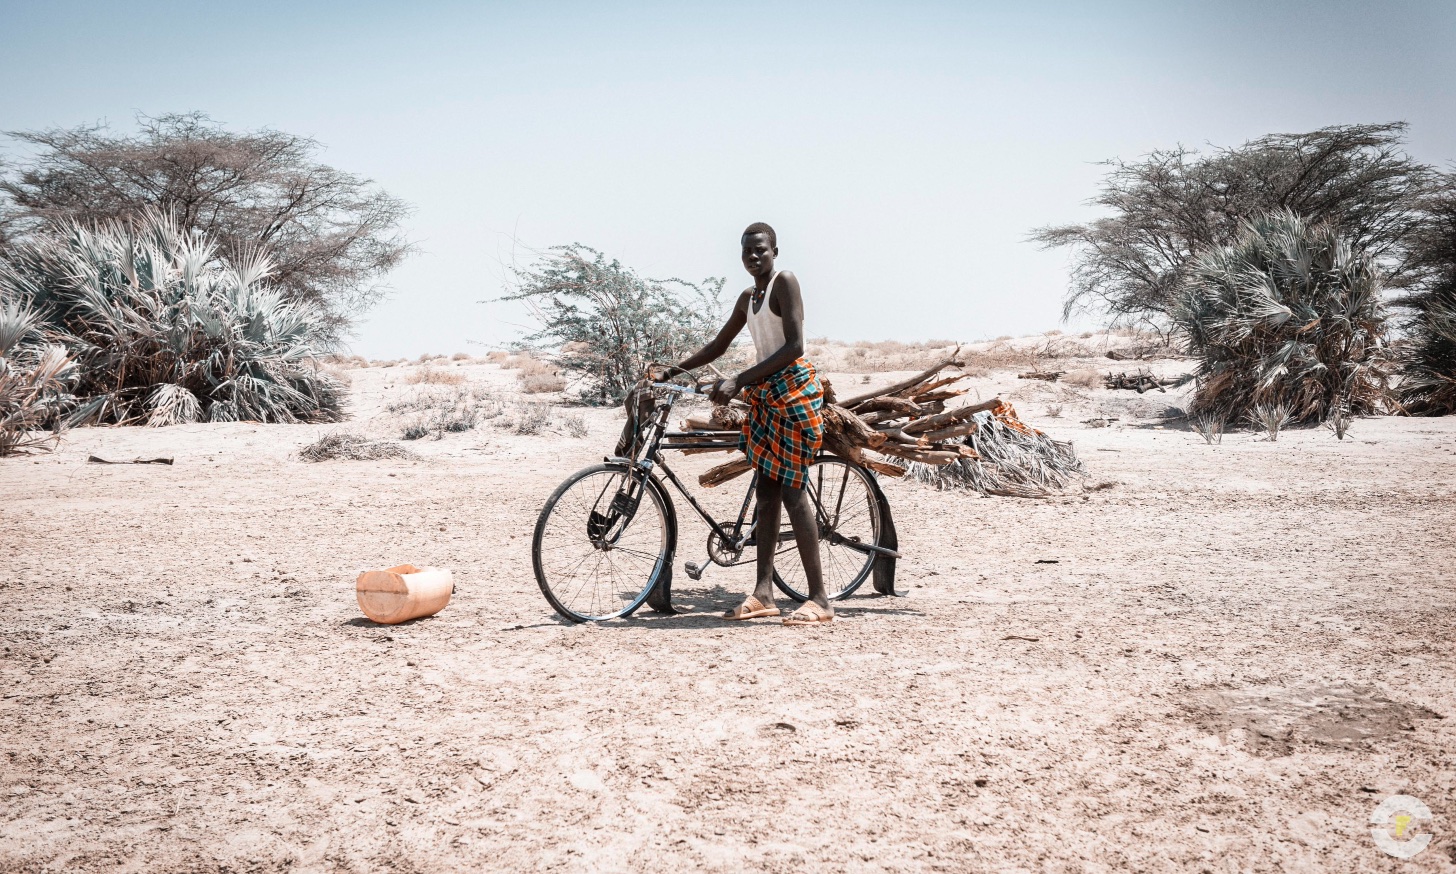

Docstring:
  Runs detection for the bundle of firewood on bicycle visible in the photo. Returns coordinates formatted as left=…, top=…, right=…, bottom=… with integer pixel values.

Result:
left=667, top=348, right=1070, bottom=493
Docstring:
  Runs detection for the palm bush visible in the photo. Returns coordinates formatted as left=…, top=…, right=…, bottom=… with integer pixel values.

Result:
left=502, top=245, right=725, bottom=405
left=0, top=211, right=343, bottom=426
left=1398, top=176, right=1456, bottom=415
left=1172, top=210, right=1390, bottom=425
left=0, top=297, right=79, bottom=456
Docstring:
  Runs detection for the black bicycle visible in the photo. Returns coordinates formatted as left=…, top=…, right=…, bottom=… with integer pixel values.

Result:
left=531, top=381, right=900, bottom=622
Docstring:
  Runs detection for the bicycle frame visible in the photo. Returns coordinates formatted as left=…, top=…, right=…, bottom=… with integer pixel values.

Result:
left=608, top=382, right=897, bottom=565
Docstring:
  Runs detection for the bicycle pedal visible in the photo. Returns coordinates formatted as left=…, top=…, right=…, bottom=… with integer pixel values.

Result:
left=684, top=561, right=704, bottom=581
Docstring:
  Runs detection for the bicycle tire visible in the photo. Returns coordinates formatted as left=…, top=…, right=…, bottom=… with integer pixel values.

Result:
left=772, top=455, right=883, bottom=602
left=532, top=462, right=675, bottom=622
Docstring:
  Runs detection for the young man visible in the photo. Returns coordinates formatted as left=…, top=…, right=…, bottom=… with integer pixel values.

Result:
left=659, top=222, right=832, bottom=625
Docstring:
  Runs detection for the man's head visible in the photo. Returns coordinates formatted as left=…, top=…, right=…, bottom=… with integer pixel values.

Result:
left=741, top=222, right=777, bottom=278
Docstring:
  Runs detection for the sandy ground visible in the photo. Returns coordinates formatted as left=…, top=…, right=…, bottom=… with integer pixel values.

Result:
left=2, top=349, right=1455, bottom=872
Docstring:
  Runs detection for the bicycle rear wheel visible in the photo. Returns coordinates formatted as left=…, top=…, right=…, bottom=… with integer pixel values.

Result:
left=772, top=456, right=882, bottom=602
left=532, top=463, right=672, bottom=622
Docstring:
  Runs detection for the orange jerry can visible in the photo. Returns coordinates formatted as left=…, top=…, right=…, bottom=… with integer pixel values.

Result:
left=356, top=564, right=454, bottom=624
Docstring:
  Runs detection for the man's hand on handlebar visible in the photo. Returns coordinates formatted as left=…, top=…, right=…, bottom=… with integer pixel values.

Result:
left=709, top=376, right=738, bottom=406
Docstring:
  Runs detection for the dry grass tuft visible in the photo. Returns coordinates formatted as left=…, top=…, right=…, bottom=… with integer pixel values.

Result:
left=1063, top=368, right=1103, bottom=389
left=406, top=366, right=466, bottom=385
left=299, top=432, right=413, bottom=462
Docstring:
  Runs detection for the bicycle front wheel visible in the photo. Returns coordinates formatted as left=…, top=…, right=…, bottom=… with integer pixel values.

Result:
left=773, top=456, right=883, bottom=602
left=532, top=463, right=672, bottom=622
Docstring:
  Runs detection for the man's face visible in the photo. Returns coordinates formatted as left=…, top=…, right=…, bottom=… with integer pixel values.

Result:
left=741, top=234, right=777, bottom=277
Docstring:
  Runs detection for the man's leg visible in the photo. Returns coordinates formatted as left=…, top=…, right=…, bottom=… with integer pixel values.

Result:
left=752, top=474, right=783, bottom=607
left=781, top=483, right=830, bottom=612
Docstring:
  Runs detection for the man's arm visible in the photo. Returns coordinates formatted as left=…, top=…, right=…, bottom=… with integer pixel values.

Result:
left=660, top=290, right=749, bottom=379
left=710, top=272, right=806, bottom=403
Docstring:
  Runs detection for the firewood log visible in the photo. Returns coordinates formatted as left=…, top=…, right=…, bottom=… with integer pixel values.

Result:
left=875, top=427, right=929, bottom=447
left=860, top=410, right=906, bottom=427
left=852, top=396, right=922, bottom=416
left=902, top=397, right=1002, bottom=435
left=822, top=403, right=887, bottom=449
left=822, top=430, right=864, bottom=464
left=900, top=376, right=965, bottom=398
left=700, top=457, right=753, bottom=487
left=838, top=349, right=963, bottom=409
left=920, top=420, right=980, bottom=443
left=872, top=445, right=962, bottom=465
left=861, top=459, right=907, bottom=478
left=910, top=389, right=968, bottom=404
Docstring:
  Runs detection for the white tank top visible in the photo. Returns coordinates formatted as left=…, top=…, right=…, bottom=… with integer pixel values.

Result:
left=746, top=271, right=787, bottom=364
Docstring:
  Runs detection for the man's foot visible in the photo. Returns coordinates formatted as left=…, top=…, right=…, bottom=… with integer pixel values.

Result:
left=782, top=601, right=833, bottom=625
left=722, top=595, right=780, bottom=620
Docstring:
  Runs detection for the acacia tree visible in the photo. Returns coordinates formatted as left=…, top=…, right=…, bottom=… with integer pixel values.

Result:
left=1034, top=123, right=1431, bottom=332
left=503, top=245, right=725, bottom=405
left=0, top=112, right=412, bottom=338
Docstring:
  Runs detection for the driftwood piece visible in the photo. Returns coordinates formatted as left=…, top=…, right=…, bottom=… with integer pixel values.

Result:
left=1017, top=370, right=1065, bottom=382
left=902, top=397, right=1001, bottom=435
left=838, top=349, right=963, bottom=409
left=87, top=455, right=175, bottom=465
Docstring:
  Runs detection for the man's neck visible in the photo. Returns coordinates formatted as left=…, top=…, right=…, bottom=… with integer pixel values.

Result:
left=753, top=268, right=776, bottom=292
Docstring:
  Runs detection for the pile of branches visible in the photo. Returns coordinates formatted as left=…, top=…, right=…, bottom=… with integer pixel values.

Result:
left=676, top=351, right=1083, bottom=496
left=1104, top=370, right=1190, bottom=393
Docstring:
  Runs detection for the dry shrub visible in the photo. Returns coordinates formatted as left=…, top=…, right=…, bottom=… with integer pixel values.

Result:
left=515, top=403, right=551, bottom=435
left=561, top=412, right=588, bottom=438
left=1064, top=368, right=1103, bottom=389
left=299, top=431, right=413, bottom=462
left=390, top=384, right=502, bottom=440
left=450, top=352, right=470, bottom=361
left=486, top=350, right=509, bottom=363
left=406, top=366, right=465, bottom=385
left=962, top=343, right=1031, bottom=371
left=521, top=372, right=566, bottom=393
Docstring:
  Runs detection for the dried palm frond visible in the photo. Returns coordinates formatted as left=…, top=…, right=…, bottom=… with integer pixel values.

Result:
left=904, top=403, right=1084, bottom=497
left=298, top=432, right=413, bottom=462
left=0, top=210, right=344, bottom=426
left=1173, top=210, right=1391, bottom=425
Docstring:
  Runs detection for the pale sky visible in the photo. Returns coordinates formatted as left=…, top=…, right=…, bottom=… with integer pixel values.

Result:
left=3, top=1, right=1454, bottom=357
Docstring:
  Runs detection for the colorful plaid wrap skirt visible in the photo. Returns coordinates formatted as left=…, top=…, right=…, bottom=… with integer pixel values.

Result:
left=739, top=358, right=824, bottom=490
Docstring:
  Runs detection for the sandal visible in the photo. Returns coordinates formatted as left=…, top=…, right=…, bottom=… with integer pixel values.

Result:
left=723, top=596, right=779, bottom=620
left=782, top=601, right=833, bottom=626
